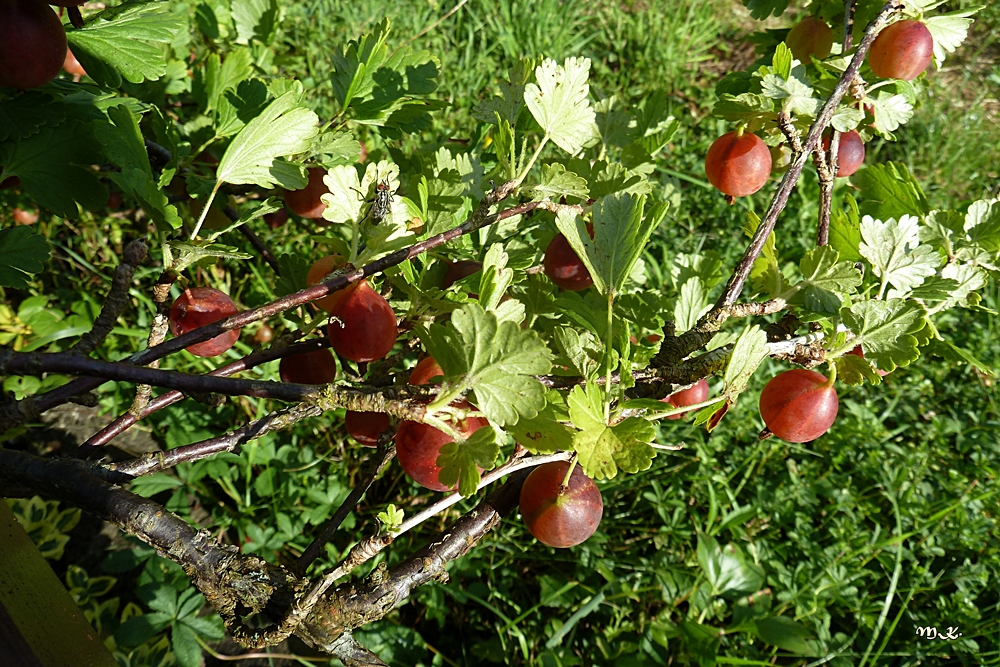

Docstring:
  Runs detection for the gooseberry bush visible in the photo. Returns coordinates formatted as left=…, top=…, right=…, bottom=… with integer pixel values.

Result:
left=0, top=0, right=994, bottom=664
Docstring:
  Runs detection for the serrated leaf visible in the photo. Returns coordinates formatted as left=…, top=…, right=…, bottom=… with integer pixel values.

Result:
left=556, top=192, right=668, bottom=296
left=215, top=92, right=318, bottom=189
left=723, top=325, right=768, bottom=396
left=842, top=299, right=928, bottom=372
left=530, top=163, right=589, bottom=201
left=787, top=246, right=863, bottom=313
left=169, top=241, right=253, bottom=273
left=742, top=0, right=791, bottom=20
left=853, top=162, right=929, bottom=221
left=835, top=351, right=883, bottom=386
left=830, top=196, right=863, bottom=262
left=67, top=1, right=187, bottom=88
left=697, top=534, right=765, bottom=598
left=927, top=263, right=987, bottom=314
left=525, top=57, right=598, bottom=155
left=830, top=105, right=866, bottom=132
left=274, top=253, right=312, bottom=297
left=0, top=120, right=107, bottom=216
left=760, top=71, right=819, bottom=116
left=567, top=384, right=655, bottom=480
left=553, top=326, right=603, bottom=380
left=742, top=211, right=782, bottom=297
left=478, top=244, right=514, bottom=312
left=0, top=92, right=66, bottom=142
left=0, top=228, right=50, bottom=289
left=473, top=58, right=534, bottom=126
left=507, top=392, right=575, bottom=454
left=925, top=9, right=977, bottom=68
left=674, top=277, right=710, bottom=333
left=421, top=303, right=552, bottom=427
left=171, top=623, right=202, bottom=667
left=964, top=198, right=1000, bottom=253
left=231, top=0, right=278, bottom=45
left=377, top=504, right=405, bottom=531
left=712, top=92, right=776, bottom=122
left=437, top=425, right=499, bottom=497
left=866, top=92, right=914, bottom=135
left=215, top=78, right=270, bottom=138
left=860, top=214, right=940, bottom=297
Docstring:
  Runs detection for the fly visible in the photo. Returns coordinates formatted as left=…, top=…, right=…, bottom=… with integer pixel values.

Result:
left=353, top=175, right=395, bottom=225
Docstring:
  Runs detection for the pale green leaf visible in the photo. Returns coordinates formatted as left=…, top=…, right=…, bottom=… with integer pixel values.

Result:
left=842, top=299, right=928, bottom=372
left=853, top=162, right=930, bottom=221
left=525, top=57, right=598, bottom=155
left=860, top=214, right=940, bottom=297
left=723, top=325, right=768, bottom=396
left=866, top=92, right=914, bottom=135
left=925, top=9, right=978, bottom=68
left=567, top=385, right=655, bottom=480
left=437, top=426, right=500, bottom=497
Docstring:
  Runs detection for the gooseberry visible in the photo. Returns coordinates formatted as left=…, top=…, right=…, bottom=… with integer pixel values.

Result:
left=705, top=131, right=772, bottom=197
left=345, top=411, right=392, bottom=447
left=0, top=0, right=67, bottom=90
left=306, top=255, right=351, bottom=313
left=327, top=281, right=397, bottom=362
left=869, top=19, right=933, bottom=81
left=442, top=260, right=483, bottom=289
left=786, top=17, right=833, bottom=61
left=278, top=348, right=338, bottom=385
left=759, top=369, right=839, bottom=443
left=396, top=399, right=488, bottom=492
left=519, top=461, right=603, bottom=548
left=284, top=167, right=328, bottom=219
left=169, top=287, right=241, bottom=357
left=823, top=130, right=865, bottom=177
left=544, top=233, right=593, bottom=291
left=662, top=378, right=709, bottom=420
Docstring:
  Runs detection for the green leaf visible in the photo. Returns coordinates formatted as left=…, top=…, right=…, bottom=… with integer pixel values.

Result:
left=171, top=622, right=203, bottom=667
left=556, top=192, right=668, bottom=296
left=377, top=504, right=405, bottom=532
left=215, top=92, right=319, bottom=189
left=760, top=69, right=819, bottom=117
left=674, top=277, right=710, bottom=333
left=275, top=253, right=312, bottom=297
left=853, top=162, right=930, bottom=221
left=437, top=426, right=500, bottom=498
left=964, top=198, right=1000, bottom=253
left=842, top=299, right=928, bottom=372
left=473, top=58, right=534, bottom=126
left=711, top=92, right=775, bottom=123
left=742, top=211, right=782, bottom=297
left=230, top=0, right=278, bottom=45
left=787, top=246, right=863, bottom=313
left=696, top=534, right=765, bottom=599
left=928, top=263, right=987, bottom=314
left=215, top=78, right=270, bottom=138
left=925, top=338, right=995, bottom=376
left=859, top=214, right=940, bottom=297
left=507, top=392, right=576, bottom=454
left=753, top=616, right=816, bottom=654
left=0, top=227, right=50, bottom=289
left=478, top=243, right=515, bottom=313
left=723, top=325, right=769, bottom=397
left=168, top=241, right=253, bottom=274
left=925, top=9, right=978, bottom=68
left=130, top=473, right=184, bottom=497
left=866, top=92, right=914, bottom=135
left=552, top=326, right=603, bottom=380
left=567, top=384, right=655, bottom=480
left=67, top=0, right=187, bottom=88
left=829, top=195, right=863, bottom=262
left=421, top=303, right=552, bottom=427
left=530, top=163, right=590, bottom=201
left=0, top=120, right=108, bottom=217
left=0, top=91, right=67, bottom=142
left=834, top=350, right=883, bottom=386
left=830, top=105, right=866, bottom=133
left=525, top=57, right=598, bottom=155
left=742, top=0, right=791, bottom=20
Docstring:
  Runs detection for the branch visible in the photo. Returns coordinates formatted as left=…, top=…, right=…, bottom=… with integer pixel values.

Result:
left=106, top=403, right=324, bottom=476
left=70, top=239, right=148, bottom=355
left=127, top=270, right=177, bottom=427
left=5, top=184, right=553, bottom=428
left=295, top=469, right=531, bottom=653
left=294, top=442, right=397, bottom=576
left=712, top=0, right=903, bottom=310
left=79, top=337, right=331, bottom=453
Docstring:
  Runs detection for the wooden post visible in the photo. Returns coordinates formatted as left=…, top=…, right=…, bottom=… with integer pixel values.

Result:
left=0, top=501, right=118, bottom=667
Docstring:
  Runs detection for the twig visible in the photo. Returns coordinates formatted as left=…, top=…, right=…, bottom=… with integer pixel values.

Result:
left=67, top=6, right=83, bottom=28
left=128, top=270, right=178, bottom=425
left=3, top=183, right=547, bottom=429
left=79, top=337, right=330, bottom=454
left=294, top=442, right=397, bottom=576
left=712, top=0, right=903, bottom=310
left=71, top=239, right=148, bottom=355
left=144, top=138, right=173, bottom=165
left=844, top=0, right=857, bottom=52
left=329, top=633, right=389, bottom=667
left=107, top=403, right=324, bottom=476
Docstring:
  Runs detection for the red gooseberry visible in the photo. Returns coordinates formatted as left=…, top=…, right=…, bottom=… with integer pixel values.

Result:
left=544, top=233, right=593, bottom=291
left=396, top=399, right=488, bottom=492
left=759, top=369, right=839, bottom=443
left=786, top=17, right=833, bottom=61
left=662, top=378, right=710, bottom=420
left=284, top=167, right=328, bottom=219
left=327, top=281, right=397, bottom=363
left=823, top=130, right=865, bottom=177
left=705, top=131, right=772, bottom=197
left=345, top=411, right=392, bottom=447
left=169, top=287, right=241, bottom=357
left=0, top=0, right=67, bottom=90
left=278, top=348, right=338, bottom=385
left=868, top=19, right=934, bottom=81
left=519, top=461, right=603, bottom=548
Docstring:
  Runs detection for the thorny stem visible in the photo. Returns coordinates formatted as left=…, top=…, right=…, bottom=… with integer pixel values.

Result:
left=712, top=0, right=903, bottom=310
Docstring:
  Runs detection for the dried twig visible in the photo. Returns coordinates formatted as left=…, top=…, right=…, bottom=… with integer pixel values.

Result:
left=71, top=239, right=148, bottom=355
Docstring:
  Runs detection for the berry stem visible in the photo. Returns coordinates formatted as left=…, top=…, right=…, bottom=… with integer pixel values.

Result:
left=559, top=455, right=579, bottom=494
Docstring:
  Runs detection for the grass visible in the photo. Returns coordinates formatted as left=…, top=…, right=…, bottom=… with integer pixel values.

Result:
left=3, top=0, right=1000, bottom=665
